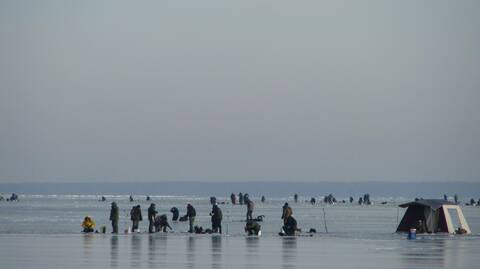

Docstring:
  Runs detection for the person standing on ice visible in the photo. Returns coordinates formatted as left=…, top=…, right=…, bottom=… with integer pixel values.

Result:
left=246, top=199, right=254, bottom=221
left=210, top=204, right=223, bottom=234
left=130, top=205, right=142, bottom=232
left=148, top=203, right=158, bottom=233
left=186, top=203, right=196, bottom=233
left=109, top=202, right=119, bottom=233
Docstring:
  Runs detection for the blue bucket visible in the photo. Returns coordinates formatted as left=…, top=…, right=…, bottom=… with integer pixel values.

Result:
left=408, top=228, right=416, bottom=240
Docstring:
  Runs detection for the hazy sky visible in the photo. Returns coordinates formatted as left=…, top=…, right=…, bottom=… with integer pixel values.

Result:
left=0, top=0, right=479, bottom=183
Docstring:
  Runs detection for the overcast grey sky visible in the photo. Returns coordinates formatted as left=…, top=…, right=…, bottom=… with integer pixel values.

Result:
left=0, top=0, right=479, bottom=183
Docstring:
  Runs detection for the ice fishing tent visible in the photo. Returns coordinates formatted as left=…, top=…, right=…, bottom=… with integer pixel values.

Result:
left=396, top=199, right=471, bottom=234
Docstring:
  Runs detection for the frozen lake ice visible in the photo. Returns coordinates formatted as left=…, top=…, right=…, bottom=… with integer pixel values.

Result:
left=0, top=195, right=479, bottom=268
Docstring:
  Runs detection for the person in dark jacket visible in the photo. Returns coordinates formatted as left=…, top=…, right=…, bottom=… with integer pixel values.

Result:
left=148, top=203, right=158, bottom=233
left=170, top=207, right=179, bottom=221
left=130, top=205, right=142, bottom=232
left=186, top=203, right=196, bottom=233
left=129, top=195, right=134, bottom=202
left=9, top=193, right=18, bottom=201
left=154, top=214, right=172, bottom=232
left=261, top=196, right=266, bottom=203
left=415, top=219, right=427, bottom=233
left=244, top=193, right=250, bottom=204
left=110, top=202, right=119, bottom=233
left=294, top=194, right=298, bottom=203
left=210, top=204, right=223, bottom=234
left=281, top=203, right=290, bottom=220
left=239, top=192, right=244, bottom=205
left=245, top=220, right=261, bottom=236
left=282, top=215, right=298, bottom=236
left=230, top=193, right=236, bottom=205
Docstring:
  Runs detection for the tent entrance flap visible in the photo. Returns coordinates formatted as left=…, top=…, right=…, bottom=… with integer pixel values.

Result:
left=396, top=205, right=425, bottom=232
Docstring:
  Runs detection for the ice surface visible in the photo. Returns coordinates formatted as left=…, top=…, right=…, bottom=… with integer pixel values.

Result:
left=1, top=195, right=479, bottom=268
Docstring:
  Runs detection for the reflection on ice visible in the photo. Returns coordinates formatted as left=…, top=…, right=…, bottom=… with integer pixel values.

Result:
left=211, top=236, right=222, bottom=268
left=282, top=237, right=297, bottom=269
left=0, top=234, right=479, bottom=269
left=130, top=235, right=142, bottom=267
left=186, top=236, right=196, bottom=268
left=110, top=235, right=118, bottom=268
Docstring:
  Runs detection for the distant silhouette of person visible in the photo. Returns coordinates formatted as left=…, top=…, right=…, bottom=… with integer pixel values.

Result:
left=245, top=220, right=261, bottom=235
left=109, top=202, right=119, bottom=233
left=148, top=203, right=157, bottom=233
left=186, top=203, right=196, bottom=233
left=246, top=199, right=254, bottom=221
left=130, top=205, right=142, bottom=232
left=170, top=207, right=179, bottom=221
left=154, top=214, right=172, bottom=232
left=210, top=204, right=223, bottom=234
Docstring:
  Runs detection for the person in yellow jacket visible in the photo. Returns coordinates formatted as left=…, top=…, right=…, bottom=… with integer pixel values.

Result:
left=82, top=216, right=96, bottom=233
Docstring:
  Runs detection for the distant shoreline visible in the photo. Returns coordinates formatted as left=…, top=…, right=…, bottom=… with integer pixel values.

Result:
left=1, top=181, right=479, bottom=199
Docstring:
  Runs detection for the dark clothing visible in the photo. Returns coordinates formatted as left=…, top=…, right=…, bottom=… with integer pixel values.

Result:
left=294, top=194, right=298, bottom=203
left=110, top=203, right=119, bottom=233
left=282, top=203, right=289, bottom=219
left=187, top=204, right=196, bottom=233
left=283, top=216, right=298, bottom=236
left=245, top=221, right=261, bottom=235
left=170, top=207, right=179, bottom=221
left=148, top=204, right=157, bottom=233
left=416, top=221, right=427, bottom=233
left=130, top=205, right=142, bottom=231
left=244, top=194, right=250, bottom=204
left=148, top=206, right=157, bottom=220
left=189, top=217, right=195, bottom=233
left=230, top=193, right=236, bottom=205
left=154, top=215, right=172, bottom=232
left=239, top=193, right=244, bottom=205
left=211, top=205, right=223, bottom=234
left=187, top=205, right=196, bottom=218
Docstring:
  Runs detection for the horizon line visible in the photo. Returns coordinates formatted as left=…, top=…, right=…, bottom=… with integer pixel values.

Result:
left=1, top=180, right=479, bottom=184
